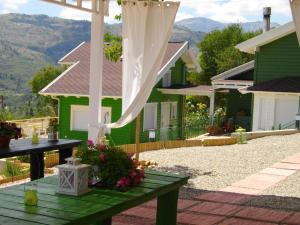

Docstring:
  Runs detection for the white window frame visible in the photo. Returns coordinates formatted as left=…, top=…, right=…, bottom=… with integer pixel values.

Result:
left=143, top=103, right=158, bottom=131
left=170, top=102, right=178, bottom=120
left=162, top=70, right=172, bottom=87
left=70, top=105, right=112, bottom=133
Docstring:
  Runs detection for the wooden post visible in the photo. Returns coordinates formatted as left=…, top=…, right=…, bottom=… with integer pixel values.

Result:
left=88, top=0, right=105, bottom=143
left=209, top=91, right=215, bottom=126
left=135, top=114, right=141, bottom=161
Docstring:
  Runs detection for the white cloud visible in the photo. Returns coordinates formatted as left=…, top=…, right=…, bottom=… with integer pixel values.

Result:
left=179, top=0, right=292, bottom=23
left=59, top=0, right=121, bottom=23
left=1, top=0, right=28, bottom=13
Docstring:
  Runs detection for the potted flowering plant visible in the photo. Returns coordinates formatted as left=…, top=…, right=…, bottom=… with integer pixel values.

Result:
left=47, top=118, right=59, bottom=142
left=0, top=122, right=22, bottom=148
left=76, top=140, right=145, bottom=191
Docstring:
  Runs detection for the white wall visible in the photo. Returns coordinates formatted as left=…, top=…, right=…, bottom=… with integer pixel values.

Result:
left=252, top=93, right=299, bottom=131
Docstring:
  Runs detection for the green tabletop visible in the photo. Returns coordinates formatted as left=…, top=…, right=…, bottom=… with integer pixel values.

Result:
left=0, top=170, right=188, bottom=225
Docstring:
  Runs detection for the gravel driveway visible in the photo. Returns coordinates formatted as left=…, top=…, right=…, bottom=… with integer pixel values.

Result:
left=140, top=133, right=300, bottom=191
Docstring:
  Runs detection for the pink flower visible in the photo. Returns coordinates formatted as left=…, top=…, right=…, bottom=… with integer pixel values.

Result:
left=117, top=177, right=127, bottom=188
left=99, top=153, right=106, bottom=161
left=87, top=140, right=94, bottom=146
left=129, top=170, right=136, bottom=178
left=127, top=153, right=134, bottom=160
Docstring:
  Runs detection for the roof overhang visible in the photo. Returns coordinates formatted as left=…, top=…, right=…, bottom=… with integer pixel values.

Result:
left=158, top=85, right=213, bottom=97
left=211, top=61, right=254, bottom=81
left=236, top=22, right=295, bottom=54
left=239, top=88, right=300, bottom=96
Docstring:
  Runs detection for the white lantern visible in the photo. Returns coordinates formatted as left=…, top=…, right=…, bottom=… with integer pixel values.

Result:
left=57, top=157, right=91, bottom=196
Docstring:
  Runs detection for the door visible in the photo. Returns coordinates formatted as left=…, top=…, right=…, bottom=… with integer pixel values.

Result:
left=160, top=103, right=171, bottom=140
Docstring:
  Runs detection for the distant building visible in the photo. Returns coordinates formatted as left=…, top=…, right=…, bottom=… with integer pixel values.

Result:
left=40, top=41, right=200, bottom=145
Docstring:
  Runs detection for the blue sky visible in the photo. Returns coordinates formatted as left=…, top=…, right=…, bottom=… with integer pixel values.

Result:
left=0, top=0, right=293, bottom=25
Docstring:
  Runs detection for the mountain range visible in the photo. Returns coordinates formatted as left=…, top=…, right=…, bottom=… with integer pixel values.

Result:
left=0, top=13, right=281, bottom=97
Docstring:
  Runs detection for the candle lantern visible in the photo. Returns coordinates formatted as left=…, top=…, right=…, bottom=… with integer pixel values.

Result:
left=57, top=157, right=91, bottom=196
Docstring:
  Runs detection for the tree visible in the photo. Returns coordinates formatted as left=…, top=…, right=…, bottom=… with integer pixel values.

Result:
left=29, top=65, right=67, bottom=116
left=188, top=25, right=261, bottom=85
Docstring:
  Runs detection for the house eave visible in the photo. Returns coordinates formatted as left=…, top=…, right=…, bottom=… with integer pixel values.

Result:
left=236, top=22, right=295, bottom=54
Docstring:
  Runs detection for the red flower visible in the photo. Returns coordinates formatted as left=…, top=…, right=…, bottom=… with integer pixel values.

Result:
left=99, top=153, right=106, bottom=161
left=98, top=145, right=106, bottom=151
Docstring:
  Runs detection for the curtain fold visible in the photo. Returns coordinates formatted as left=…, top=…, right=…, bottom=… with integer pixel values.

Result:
left=290, top=0, right=300, bottom=44
left=104, top=0, right=179, bottom=130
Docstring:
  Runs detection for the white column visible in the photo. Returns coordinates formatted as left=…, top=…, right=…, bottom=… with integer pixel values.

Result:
left=88, top=0, right=105, bottom=142
left=209, top=91, right=215, bottom=126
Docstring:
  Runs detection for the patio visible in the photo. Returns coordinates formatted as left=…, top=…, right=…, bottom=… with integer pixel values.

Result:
left=111, top=133, right=300, bottom=225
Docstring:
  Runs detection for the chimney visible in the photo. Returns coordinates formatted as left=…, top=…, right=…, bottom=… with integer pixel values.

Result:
left=263, top=7, right=271, bottom=32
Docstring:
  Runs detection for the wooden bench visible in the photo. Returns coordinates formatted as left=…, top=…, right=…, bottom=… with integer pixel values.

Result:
left=0, top=170, right=189, bottom=225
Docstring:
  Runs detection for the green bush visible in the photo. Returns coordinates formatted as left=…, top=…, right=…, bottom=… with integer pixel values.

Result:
left=2, top=160, right=24, bottom=177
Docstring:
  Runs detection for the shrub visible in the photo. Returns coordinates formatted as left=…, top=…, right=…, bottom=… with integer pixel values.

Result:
left=2, top=160, right=24, bottom=177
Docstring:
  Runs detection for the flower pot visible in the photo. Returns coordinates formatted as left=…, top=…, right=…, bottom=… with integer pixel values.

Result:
left=48, top=132, right=59, bottom=142
left=0, top=136, right=11, bottom=148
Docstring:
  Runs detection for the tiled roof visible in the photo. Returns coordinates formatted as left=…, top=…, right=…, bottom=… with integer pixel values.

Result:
left=41, top=42, right=186, bottom=97
left=247, top=77, right=300, bottom=93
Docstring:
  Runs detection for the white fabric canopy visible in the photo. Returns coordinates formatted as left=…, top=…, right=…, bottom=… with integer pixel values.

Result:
left=290, top=0, right=300, bottom=43
left=105, top=0, right=179, bottom=130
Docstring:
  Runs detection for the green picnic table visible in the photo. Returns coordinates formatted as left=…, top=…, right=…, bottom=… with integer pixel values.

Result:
left=0, top=170, right=188, bottom=225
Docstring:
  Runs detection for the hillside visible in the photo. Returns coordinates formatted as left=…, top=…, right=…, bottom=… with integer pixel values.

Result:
left=176, top=17, right=280, bottom=33
left=0, top=13, right=281, bottom=99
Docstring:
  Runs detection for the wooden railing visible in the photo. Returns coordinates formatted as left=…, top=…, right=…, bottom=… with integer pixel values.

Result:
left=7, top=117, right=58, bottom=138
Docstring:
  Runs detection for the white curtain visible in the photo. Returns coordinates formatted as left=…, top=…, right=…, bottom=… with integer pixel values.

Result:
left=105, top=0, right=179, bottom=130
left=290, top=0, right=300, bottom=43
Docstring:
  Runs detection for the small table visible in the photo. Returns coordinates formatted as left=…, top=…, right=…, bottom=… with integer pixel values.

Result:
left=0, top=170, right=189, bottom=225
left=0, top=139, right=82, bottom=181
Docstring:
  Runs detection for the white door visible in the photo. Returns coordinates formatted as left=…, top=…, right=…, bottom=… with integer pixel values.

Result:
left=160, top=103, right=170, bottom=140
left=259, top=97, right=275, bottom=130
left=275, top=96, right=298, bottom=128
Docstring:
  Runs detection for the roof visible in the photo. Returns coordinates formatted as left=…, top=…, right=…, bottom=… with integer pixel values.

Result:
left=243, top=77, right=300, bottom=94
left=211, top=61, right=254, bottom=81
left=236, top=22, right=295, bottom=54
left=158, top=85, right=213, bottom=96
left=40, top=41, right=199, bottom=98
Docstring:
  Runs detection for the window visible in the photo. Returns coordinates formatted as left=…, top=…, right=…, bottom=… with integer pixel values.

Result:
left=143, top=103, right=158, bottom=131
left=171, top=102, right=177, bottom=119
left=70, top=105, right=112, bottom=133
left=162, top=70, right=172, bottom=87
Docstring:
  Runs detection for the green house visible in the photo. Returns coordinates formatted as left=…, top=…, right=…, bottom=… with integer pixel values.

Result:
left=210, top=21, right=300, bottom=131
left=40, top=41, right=199, bottom=145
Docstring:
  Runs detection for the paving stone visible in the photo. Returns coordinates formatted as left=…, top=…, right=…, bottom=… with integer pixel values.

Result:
left=235, top=207, right=291, bottom=223
left=188, top=201, right=243, bottom=216
left=141, top=199, right=157, bottom=208
left=196, top=191, right=255, bottom=204
left=282, top=156, right=300, bottom=164
left=122, top=206, right=156, bottom=219
left=220, top=186, right=261, bottom=195
left=177, top=199, right=200, bottom=210
left=272, top=162, right=300, bottom=170
left=283, top=213, right=300, bottom=225
left=232, top=173, right=286, bottom=190
left=218, top=218, right=277, bottom=225
left=177, top=212, right=225, bottom=225
left=260, top=167, right=296, bottom=176
left=113, top=215, right=154, bottom=225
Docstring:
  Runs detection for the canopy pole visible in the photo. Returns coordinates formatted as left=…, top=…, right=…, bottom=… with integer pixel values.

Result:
left=88, top=1, right=105, bottom=143
left=135, top=114, right=141, bottom=161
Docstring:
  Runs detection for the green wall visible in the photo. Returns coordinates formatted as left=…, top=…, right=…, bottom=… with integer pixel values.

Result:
left=59, top=59, right=186, bottom=145
left=255, top=32, right=300, bottom=83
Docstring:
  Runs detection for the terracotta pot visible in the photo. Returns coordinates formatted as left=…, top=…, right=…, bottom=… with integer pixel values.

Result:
left=0, top=136, right=11, bottom=148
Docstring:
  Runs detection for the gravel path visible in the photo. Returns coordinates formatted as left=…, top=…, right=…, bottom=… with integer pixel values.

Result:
left=140, top=133, right=300, bottom=191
